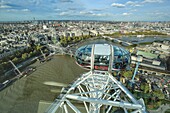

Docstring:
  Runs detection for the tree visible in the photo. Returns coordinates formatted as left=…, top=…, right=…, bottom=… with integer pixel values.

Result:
left=15, top=51, right=22, bottom=58
left=67, top=36, right=71, bottom=42
left=0, top=64, right=4, bottom=74
left=61, top=37, right=68, bottom=46
left=9, top=55, right=15, bottom=60
left=35, top=45, right=42, bottom=51
left=12, top=57, right=19, bottom=63
left=22, top=53, right=27, bottom=60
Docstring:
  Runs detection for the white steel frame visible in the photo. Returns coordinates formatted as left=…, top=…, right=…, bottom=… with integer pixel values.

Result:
left=46, top=44, right=147, bottom=113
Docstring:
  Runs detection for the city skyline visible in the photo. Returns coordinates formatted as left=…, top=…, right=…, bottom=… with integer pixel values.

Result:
left=0, top=0, right=170, bottom=21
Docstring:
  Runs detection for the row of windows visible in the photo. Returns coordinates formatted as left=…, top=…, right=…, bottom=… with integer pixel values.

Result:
left=75, top=44, right=131, bottom=71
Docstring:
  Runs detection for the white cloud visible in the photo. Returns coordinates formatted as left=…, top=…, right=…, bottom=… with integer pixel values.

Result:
left=21, top=9, right=30, bottom=12
left=92, top=8, right=103, bottom=12
left=80, top=11, right=109, bottom=17
left=111, top=1, right=141, bottom=8
left=0, top=5, right=11, bottom=9
left=0, top=1, right=11, bottom=9
left=126, top=1, right=135, bottom=5
left=111, top=3, right=125, bottom=8
left=59, top=12, right=70, bottom=16
left=54, top=8, right=61, bottom=12
left=58, top=10, right=108, bottom=17
left=6, top=9, right=30, bottom=12
left=80, top=11, right=93, bottom=15
left=92, top=13, right=106, bottom=17
left=148, top=12, right=168, bottom=16
left=126, top=1, right=142, bottom=7
left=122, top=13, right=132, bottom=16
left=143, top=0, right=164, bottom=3
left=58, top=8, right=78, bottom=16
left=6, top=9, right=18, bottom=12
left=134, top=4, right=142, bottom=7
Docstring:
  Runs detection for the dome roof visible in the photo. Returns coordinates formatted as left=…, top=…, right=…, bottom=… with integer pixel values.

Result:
left=75, top=44, right=131, bottom=71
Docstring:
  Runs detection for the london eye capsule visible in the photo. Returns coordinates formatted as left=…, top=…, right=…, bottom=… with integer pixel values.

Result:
left=75, top=44, right=131, bottom=71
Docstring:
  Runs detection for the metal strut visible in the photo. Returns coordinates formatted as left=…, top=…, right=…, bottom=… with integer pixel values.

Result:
left=46, top=44, right=147, bottom=113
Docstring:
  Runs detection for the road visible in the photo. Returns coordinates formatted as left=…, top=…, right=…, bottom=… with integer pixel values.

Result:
left=2, top=56, right=38, bottom=82
left=149, top=104, right=170, bottom=113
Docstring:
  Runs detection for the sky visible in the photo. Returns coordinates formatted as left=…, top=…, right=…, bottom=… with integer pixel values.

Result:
left=0, top=0, right=170, bottom=21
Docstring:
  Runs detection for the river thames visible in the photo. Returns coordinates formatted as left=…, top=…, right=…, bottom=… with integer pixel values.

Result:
left=0, top=56, right=86, bottom=113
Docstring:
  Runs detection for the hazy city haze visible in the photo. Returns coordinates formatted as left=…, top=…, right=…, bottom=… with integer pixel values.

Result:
left=0, top=0, right=170, bottom=21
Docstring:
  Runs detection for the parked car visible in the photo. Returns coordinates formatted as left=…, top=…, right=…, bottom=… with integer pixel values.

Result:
left=0, top=80, right=13, bottom=91
left=22, top=66, right=36, bottom=76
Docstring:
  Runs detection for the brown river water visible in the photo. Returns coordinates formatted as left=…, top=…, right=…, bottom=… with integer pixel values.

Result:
left=0, top=55, right=86, bottom=113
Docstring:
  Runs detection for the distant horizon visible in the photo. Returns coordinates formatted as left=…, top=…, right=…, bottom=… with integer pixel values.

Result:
left=0, top=0, right=170, bottom=22
left=0, top=19, right=170, bottom=23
